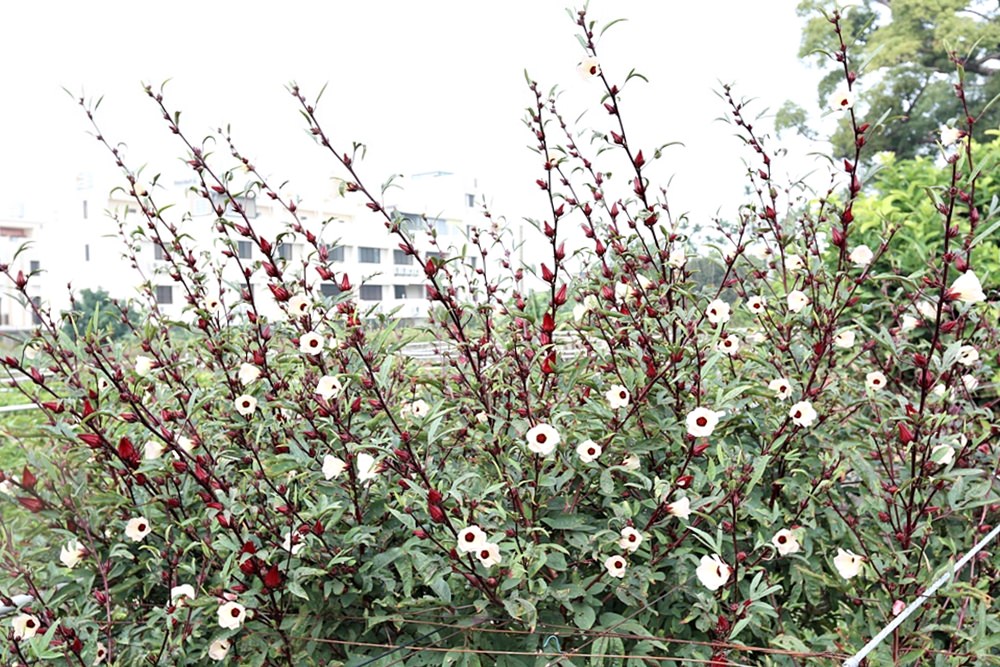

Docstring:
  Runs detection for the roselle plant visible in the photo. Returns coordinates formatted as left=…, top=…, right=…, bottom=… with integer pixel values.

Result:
left=2, top=7, right=999, bottom=666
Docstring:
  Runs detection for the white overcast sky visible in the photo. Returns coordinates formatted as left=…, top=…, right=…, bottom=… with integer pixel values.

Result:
left=0, top=0, right=827, bottom=230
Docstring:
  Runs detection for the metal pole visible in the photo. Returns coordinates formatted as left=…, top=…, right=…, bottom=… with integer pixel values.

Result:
left=843, top=522, right=1000, bottom=667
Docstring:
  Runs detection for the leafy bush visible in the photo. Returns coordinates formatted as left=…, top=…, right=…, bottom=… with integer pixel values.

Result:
left=2, top=7, right=999, bottom=666
left=61, top=289, right=143, bottom=342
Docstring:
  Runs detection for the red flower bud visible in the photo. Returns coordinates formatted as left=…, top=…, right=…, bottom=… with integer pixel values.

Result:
left=263, top=564, right=283, bottom=588
left=428, top=504, right=447, bottom=524
left=17, top=496, right=44, bottom=513
left=898, top=422, right=915, bottom=445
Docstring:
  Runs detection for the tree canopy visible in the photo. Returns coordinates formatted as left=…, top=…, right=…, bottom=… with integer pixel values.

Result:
left=787, top=0, right=1000, bottom=159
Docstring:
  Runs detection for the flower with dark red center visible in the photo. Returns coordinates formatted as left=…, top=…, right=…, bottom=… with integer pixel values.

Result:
left=457, top=525, right=488, bottom=553
left=525, top=423, right=560, bottom=456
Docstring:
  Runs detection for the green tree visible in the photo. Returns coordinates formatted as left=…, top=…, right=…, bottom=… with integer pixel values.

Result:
left=61, top=288, right=141, bottom=341
left=787, top=0, right=1000, bottom=159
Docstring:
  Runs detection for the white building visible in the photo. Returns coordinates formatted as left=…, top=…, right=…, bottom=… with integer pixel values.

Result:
left=0, top=218, right=46, bottom=331
left=2, top=171, right=490, bottom=331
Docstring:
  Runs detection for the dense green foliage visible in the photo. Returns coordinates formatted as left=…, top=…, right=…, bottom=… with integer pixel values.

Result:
left=786, top=0, right=1000, bottom=159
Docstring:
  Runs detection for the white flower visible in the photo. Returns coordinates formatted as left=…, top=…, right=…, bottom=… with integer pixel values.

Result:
left=356, top=452, right=379, bottom=483
left=234, top=394, right=257, bottom=417
left=668, top=245, right=686, bottom=268
left=177, top=436, right=194, bottom=454
left=125, top=517, right=151, bottom=542
left=457, top=525, right=488, bottom=553
left=577, top=56, right=601, bottom=80
left=940, top=125, right=962, bottom=147
left=696, top=554, right=732, bottom=591
left=785, top=254, right=805, bottom=272
left=135, top=355, right=154, bottom=377
left=916, top=300, right=937, bottom=320
left=746, top=296, right=766, bottom=315
left=218, top=601, right=246, bottom=630
left=705, top=299, right=731, bottom=324
left=745, top=244, right=772, bottom=261
left=949, top=270, right=986, bottom=304
left=0, top=477, right=16, bottom=496
left=828, top=86, right=855, bottom=112
left=849, top=245, right=874, bottom=266
left=789, top=401, right=818, bottom=427
left=667, top=496, right=692, bottom=520
left=144, top=441, right=164, bottom=460
left=957, top=345, right=979, bottom=366
left=833, top=330, right=856, bottom=349
left=60, top=539, right=85, bottom=568
left=299, top=331, right=325, bottom=355
left=768, top=378, right=793, bottom=400
left=618, top=527, right=643, bottom=553
left=315, top=375, right=343, bottom=401
left=621, top=454, right=640, bottom=471
left=476, top=542, right=501, bottom=567
left=686, top=407, right=724, bottom=438
left=605, top=385, right=630, bottom=410
left=404, top=399, right=430, bottom=419
left=170, top=584, right=196, bottom=604
left=475, top=411, right=489, bottom=424
left=771, top=529, right=801, bottom=556
left=94, top=642, right=108, bottom=665
left=202, top=296, right=221, bottom=312
left=576, top=440, right=602, bottom=463
left=901, top=314, right=919, bottom=332
left=281, top=531, right=303, bottom=555
left=865, top=371, right=886, bottom=391
left=288, top=294, right=310, bottom=316
left=614, top=281, right=630, bottom=301
left=833, top=548, right=864, bottom=579
left=718, top=336, right=740, bottom=356
left=11, top=613, right=40, bottom=640
left=746, top=331, right=767, bottom=345
left=238, top=363, right=261, bottom=386
left=208, top=638, right=231, bottom=661
left=931, top=443, right=955, bottom=466
left=574, top=294, right=599, bottom=322
left=526, top=423, right=560, bottom=456
left=787, top=290, right=810, bottom=313
left=604, top=555, right=627, bottom=578
left=322, top=454, right=347, bottom=480
left=962, top=374, right=979, bottom=392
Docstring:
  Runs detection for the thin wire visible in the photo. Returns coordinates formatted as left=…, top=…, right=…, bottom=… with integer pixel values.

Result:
left=343, top=614, right=850, bottom=661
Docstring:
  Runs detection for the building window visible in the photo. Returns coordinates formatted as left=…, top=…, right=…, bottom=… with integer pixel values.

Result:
left=320, top=283, right=341, bottom=298
left=237, top=241, right=252, bottom=259
left=85, top=244, right=90, bottom=262
left=394, top=285, right=408, bottom=299
left=29, top=260, right=40, bottom=273
left=277, top=243, right=292, bottom=260
left=82, top=200, right=88, bottom=219
left=466, top=193, right=475, bottom=207
left=329, top=245, right=346, bottom=262
left=359, top=285, right=382, bottom=301
left=154, top=245, right=165, bottom=260
left=155, top=286, right=173, bottom=304
left=393, top=249, right=413, bottom=265
left=359, top=247, right=381, bottom=264
left=30, top=296, right=42, bottom=325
